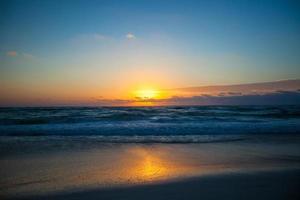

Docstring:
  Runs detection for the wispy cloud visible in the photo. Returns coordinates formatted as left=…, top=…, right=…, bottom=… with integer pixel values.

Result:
left=90, top=79, right=300, bottom=106
left=93, top=34, right=107, bottom=41
left=5, top=51, right=36, bottom=60
left=126, top=33, right=136, bottom=40
left=171, top=79, right=300, bottom=96
left=71, top=32, right=136, bottom=44
left=22, top=53, right=35, bottom=60
left=164, top=90, right=300, bottom=106
left=90, top=90, right=300, bottom=106
left=6, top=51, right=17, bottom=57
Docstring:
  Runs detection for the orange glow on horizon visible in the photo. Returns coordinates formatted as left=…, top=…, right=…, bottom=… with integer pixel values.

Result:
left=128, top=86, right=171, bottom=106
left=134, top=89, right=160, bottom=100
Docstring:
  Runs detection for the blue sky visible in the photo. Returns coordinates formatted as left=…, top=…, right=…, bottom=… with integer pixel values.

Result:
left=0, top=0, right=300, bottom=105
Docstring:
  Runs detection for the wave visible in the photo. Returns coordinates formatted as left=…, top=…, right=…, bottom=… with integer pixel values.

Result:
left=0, top=135, right=246, bottom=144
left=1, top=106, right=300, bottom=125
left=0, top=106, right=300, bottom=136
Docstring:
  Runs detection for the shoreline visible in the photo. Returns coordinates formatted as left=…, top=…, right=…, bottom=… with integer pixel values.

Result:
left=1, top=135, right=300, bottom=199
left=13, top=169, right=300, bottom=200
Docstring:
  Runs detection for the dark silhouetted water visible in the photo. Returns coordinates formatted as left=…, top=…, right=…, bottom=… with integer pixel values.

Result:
left=0, top=106, right=299, bottom=143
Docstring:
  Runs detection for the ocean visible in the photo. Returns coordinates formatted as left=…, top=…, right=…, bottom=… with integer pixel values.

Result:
left=0, top=106, right=299, bottom=139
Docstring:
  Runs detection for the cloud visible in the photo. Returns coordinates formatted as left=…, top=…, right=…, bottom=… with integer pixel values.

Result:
left=159, top=90, right=300, bottom=106
left=126, top=33, right=136, bottom=40
left=171, top=79, right=300, bottom=96
left=6, top=51, right=17, bottom=57
left=93, top=34, right=107, bottom=41
left=91, top=90, right=300, bottom=106
left=22, top=53, right=36, bottom=60
left=92, top=98, right=135, bottom=106
left=5, top=51, right=36, bottom=60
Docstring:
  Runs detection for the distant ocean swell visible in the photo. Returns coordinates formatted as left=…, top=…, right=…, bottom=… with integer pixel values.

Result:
left=0, top=135, right=246, bottom=144
left=0, top=106, right=300, bottom=137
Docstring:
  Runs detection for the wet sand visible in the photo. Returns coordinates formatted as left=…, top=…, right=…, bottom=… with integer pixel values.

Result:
left=1, top=135, right=300, bottom=199
left=19, top=169, right=300, bottom=200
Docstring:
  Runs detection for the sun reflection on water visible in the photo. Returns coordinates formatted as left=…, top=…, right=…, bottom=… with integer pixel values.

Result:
left=4, top=144, right=219, bottom=196
left=84, top=146, right=205, bottom=187
left=125, top=147, right=168, bottom=182
left=138, top=155, right=166, bottom=179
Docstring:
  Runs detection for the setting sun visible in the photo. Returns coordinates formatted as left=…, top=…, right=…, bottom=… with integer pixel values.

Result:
left=135, top=89, right=160, bottom=99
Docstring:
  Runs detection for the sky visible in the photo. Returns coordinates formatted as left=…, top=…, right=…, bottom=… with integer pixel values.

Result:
left=0, top=0, right=300, bottom=106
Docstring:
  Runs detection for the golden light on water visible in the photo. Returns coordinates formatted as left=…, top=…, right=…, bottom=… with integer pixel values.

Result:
left=127, top=147, right=168, bottom=181
left=3, top=145, right=228, bottom=196
left=88, top=146, right=225, bottom=186
left=138, top=155, right=166, bottom=179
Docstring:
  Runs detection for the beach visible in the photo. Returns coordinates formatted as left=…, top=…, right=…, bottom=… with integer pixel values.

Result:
left=22, top=169, right=300, bottom=200
left=1, top=134, right=300, bottom=200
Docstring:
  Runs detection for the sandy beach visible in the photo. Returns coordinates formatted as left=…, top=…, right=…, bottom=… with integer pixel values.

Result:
left=1, top=134, right=300, bottom=200
left=20, top=169, right=300, bottom=200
